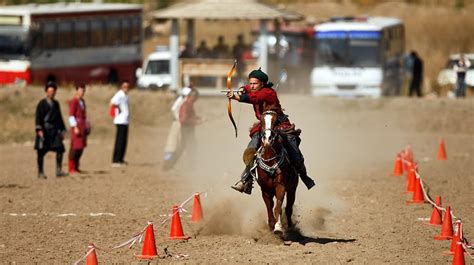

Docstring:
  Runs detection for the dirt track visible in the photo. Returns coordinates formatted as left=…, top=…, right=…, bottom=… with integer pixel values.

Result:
left=0, top=94, right=473, bottom=263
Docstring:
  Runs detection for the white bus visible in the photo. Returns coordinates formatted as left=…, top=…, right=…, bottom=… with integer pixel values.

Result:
left=0, top=3, right=142, bottom=86
left=311, top=17, right=405, bottom=97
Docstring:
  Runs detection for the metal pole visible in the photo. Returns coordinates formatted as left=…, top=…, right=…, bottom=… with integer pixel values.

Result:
left=170, top=19, right=179, bottom=91
left=258, top=19, right=268, bottom=73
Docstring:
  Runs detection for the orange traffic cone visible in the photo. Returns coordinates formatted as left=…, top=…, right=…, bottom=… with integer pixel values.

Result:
left=452, top=241, right=465, bottom=265
left=425, top=196, right=443, bottom=226
left=169, top=205, right=190, bottom=240
left=86, top=244, right=98, bottom=265
left=392, top=153, right=403, bottom=176
left=135, top=222, right=158, bottom=260
left=191, top=193, right=203, bottom=222
left=405, top=145, right=414, bottom=163
left=405, top=163, right=417, bottom=193
left=435, top=206, right=454, bottom=240
left=449, top=220, right=463, bottom=255
left=406, top=177, right=425, bottom=204
left=438, top=139, right=447, bottom=160
left=401, top=150, right=408, bottom=172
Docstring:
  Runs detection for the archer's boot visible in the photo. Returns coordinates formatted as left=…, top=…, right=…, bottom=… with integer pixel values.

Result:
left=295, top=161, right=315, bottom=190
left=231, top=166, right=253, bottom=195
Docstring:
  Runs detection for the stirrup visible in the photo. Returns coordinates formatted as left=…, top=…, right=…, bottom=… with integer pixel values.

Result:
left=231, top=180, right=253, bottom=195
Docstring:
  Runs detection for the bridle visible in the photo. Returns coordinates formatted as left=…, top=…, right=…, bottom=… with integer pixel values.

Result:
left=256, top=110, right=287, bottom=176
left=261, top=110, right=279, bottom=145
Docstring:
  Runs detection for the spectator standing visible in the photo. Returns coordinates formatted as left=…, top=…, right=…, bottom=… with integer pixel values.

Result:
left=178, top=89, right=202, bottom=168
left=34, top=82, right=68, bottom=179
left=409, top=51, right=423, bottom=97
left=110, top=81, right=130, bottom=167
left=68, top=83, right=90, bottom=174
left=453, top=54, right=471, bottom=98
left=162, top=86, right=192, bottom=170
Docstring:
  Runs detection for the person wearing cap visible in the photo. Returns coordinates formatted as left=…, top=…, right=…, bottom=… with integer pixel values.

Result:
left=34, top=82, right=68, bottom=179
left=227, top=68, right=315, bottom=194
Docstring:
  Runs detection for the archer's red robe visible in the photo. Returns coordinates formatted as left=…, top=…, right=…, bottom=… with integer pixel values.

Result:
left=239, top=85, right=293, bottom=137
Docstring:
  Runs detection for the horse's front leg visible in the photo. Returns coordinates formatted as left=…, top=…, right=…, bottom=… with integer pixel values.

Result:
left=273, top=184, right=285, bottom=234
left=261, top=190, right=276, bottom=230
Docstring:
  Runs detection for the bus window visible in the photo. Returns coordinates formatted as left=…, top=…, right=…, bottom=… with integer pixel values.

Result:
left=74, top=20, right=89, bottom=48
left=0, top=28, right=28, bottom=59
left=90, top=20, right=104, bottom=46
left=122, top=18, right=131, bottom=44
left=106, top=19, right=120, bottom=46
left=42, top=23, right=56, bottom=50
left=349, top=39, right=380, bottom=67
left=58, top=21, right=73, bottom=49
left=131, top=16, right=140, bottom=44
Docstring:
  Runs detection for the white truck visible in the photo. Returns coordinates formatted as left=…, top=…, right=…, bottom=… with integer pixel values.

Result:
left=136, top=46, right=171, bottom=90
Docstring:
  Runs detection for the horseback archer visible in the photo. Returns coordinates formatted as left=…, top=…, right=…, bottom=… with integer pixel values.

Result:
left=226, top=67, right=315, bottom=194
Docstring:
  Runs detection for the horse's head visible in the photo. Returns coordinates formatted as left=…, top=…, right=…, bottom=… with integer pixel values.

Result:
left=261, top=110, right=279, bottom=147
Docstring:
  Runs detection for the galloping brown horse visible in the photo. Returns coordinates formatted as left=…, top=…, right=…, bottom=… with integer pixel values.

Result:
left=255, top=110, right=298, bottom=234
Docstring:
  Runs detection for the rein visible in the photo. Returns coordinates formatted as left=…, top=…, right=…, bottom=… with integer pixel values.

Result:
left=255, top=110, right=288, bottom=176
left=256, top=144, right=287, bottom=176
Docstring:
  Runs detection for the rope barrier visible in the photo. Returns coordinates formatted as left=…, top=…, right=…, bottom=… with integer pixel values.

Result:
left=72, top=246, right=95, bottom=265
left=72, top=191, right=207, bottom=264
left=400, top=151, right=473, bottom=260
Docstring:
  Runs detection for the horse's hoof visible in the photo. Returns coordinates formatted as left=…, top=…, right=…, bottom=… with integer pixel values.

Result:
left=273, top=223, right=283, bottom=235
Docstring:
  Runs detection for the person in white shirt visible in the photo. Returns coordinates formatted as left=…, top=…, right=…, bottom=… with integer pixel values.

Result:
left=110, top=81, right=130, bottom=166
left=453, top=54, right=472, bottom=98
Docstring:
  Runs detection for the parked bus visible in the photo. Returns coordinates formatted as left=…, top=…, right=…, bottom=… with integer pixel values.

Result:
left=311, top=17, right=405, bottom=97
left=0, top=3, right=143, bottom=86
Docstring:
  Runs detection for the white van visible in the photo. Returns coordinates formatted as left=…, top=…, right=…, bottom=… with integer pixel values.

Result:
left=437, top=53, right=474, bottom=88
left=136, top=46, right=171, bottom=90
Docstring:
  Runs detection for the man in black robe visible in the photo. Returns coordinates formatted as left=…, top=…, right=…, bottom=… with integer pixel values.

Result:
left=34, top=82, right=68, bottom=179
left=409, top=51, right=423, bottom=97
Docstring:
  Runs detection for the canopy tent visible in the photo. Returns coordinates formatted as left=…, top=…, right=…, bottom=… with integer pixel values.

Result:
left=152, top=0, right=303, bottom=90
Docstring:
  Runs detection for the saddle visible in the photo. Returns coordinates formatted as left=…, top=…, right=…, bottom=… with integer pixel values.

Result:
left=277, top=123, right=301, bottom=137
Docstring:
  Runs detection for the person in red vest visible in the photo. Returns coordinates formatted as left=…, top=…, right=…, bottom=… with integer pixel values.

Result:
left=227, top=68, right=315, bottom=194
left=178, top=89, right=203, bottom=168
left=68, top=83, right=90, bottom=174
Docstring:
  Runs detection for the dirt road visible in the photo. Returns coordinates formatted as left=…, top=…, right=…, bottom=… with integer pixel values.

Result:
left=0, top=94, right=473, bottom=263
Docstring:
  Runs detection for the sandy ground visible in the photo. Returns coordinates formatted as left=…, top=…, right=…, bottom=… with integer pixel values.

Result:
left=0, top=95, right=473, bottom=264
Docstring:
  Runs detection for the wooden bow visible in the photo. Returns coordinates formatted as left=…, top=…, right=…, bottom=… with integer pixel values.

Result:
left=227, top=60, right=238, bottom=138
